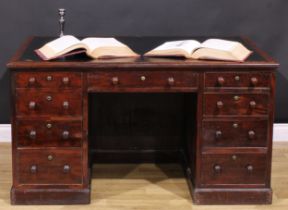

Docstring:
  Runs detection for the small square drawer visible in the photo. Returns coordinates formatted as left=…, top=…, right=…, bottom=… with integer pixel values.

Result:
left=204, top=72, right=271, bottom=89
left=87, top=70, right=199, bottom=91
left=15, top=89, right=82, bottom=117
left=204, top=93, right=269, bottom=116
left=15, top=72, right=82, bottom=89
left=202, top=120, right=268, bottom=147
left=200, top=153, right=267, bottom=186
left=16, top=149, right=83, bottom=185
left=16, top=120, right=82, bottom=147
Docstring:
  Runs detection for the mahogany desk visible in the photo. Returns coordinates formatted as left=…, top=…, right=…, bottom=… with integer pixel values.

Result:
left=7, top=36, right=279, bottom=205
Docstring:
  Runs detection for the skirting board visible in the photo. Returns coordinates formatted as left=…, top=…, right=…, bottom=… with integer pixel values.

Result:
left=0, top=124, right=288, bottom=142
left=0, top=124, right=12, bottom=142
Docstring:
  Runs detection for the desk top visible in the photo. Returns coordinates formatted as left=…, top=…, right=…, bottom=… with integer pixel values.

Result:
left=7, top=36, right=279, bottom=69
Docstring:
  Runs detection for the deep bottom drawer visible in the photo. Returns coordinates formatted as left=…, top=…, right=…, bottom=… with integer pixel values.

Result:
left=200, top=153, right=268, bottom=186
left=16, top=149, right=83, bottom=185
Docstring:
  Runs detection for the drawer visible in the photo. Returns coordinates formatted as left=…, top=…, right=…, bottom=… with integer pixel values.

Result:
left=202, top=120, right=268, bottom=147
left=204, top=93, right=269, bottom=116
left=16, top=120, right=82, bottom=147
left=15, top=89, right=82, bottom=117
left=15, top=72, right=82, bottom=89
left=16, top=149, right=83, bottom=185
left=204, top=72, right=271, bottom=89
left=87, top=71, right=199, bottom=91
left=200, top=153, right=267, bottom=186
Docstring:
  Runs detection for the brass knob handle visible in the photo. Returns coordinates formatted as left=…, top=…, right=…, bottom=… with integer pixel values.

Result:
left=62, top=77, right=70, bottom=85
left=247, top=165, right=253, bottom=172
left=63, top=101, right=69, bottom=109
left=234, top=75, right=240, bottom=81
left=217, top=76, right=225, bottom=86
left=28, top=77, right=36, bottom=84
left=140, top=76, right=146, bottom=81
left=215, top=130, right=222, bottom=139
left=214, top=164, right=221, bottom=173
left=217, top=101, right=224, bottom=109
left=29, top=130, right=36, bottom=139
left=111, top=77, right=119, bottom=85
left=47, top=155, right=53, bottom=161
left=248, top=130, right=255, bottom=139
left=30, top=165, right=37, bottom=173
left=232, top=155, right=237, bottom=160
left=62, top=130, right=69, bottom=139
left=46, top=123, right=52, bottom=129
left=167, top=77, right=175, bottom=86
left=63, top=165, right=70, bottom=173
left=232, top=123, right=239, bottom=128
left=46, top=95, right=52, bottom=101
left=28, top=101, right=36, bottom=110
left=46, top=75, right=53, bottom=81
left=251, top=77, right=258, bottom=86
left=233, top=95, right=240, bottom=101
left=250, top=101, right=256, bottom=109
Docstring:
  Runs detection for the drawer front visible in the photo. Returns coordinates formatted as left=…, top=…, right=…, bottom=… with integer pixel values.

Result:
left=17, top=149, right=83, bottom=185
left=205, top=72, right=271, bottom=88
left=16, top=120, right=82, bottom=147
left=87, top=71, right=198, bottom=91
left=202, top=120, right=268, bottom=147
left=201, top=153, right=267, bottom=186
left=15, top=72, right=82, bottom=89
left=15, top=89, right=82, bottom=116
left=204, top=93, right=269, bottom=116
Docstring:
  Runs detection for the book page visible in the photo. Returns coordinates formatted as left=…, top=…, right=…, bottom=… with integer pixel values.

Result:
left=46, top=35, right=81, bottom=52
left=201, top=39, right=238, bottom=51
left=81, top=38, right=126, bottom=52
left=152, top=40, right=201, bottom=54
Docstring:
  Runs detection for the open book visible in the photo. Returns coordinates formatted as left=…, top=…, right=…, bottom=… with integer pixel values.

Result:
left=35, top=35, right=139, bottom=60
left=145, top=39, right=252, bottom=62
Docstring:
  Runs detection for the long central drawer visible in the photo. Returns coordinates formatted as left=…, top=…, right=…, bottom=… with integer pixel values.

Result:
left=87, top=71, right=199, bottom=92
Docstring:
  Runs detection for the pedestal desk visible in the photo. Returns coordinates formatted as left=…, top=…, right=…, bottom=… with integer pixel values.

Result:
left=7, top=36, right=279, bottom=205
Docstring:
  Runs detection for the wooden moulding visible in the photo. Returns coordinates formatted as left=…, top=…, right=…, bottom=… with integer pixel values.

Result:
left=10, top=186, right=91, bottom=205
left=192, top=188, right=272, bottom=205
